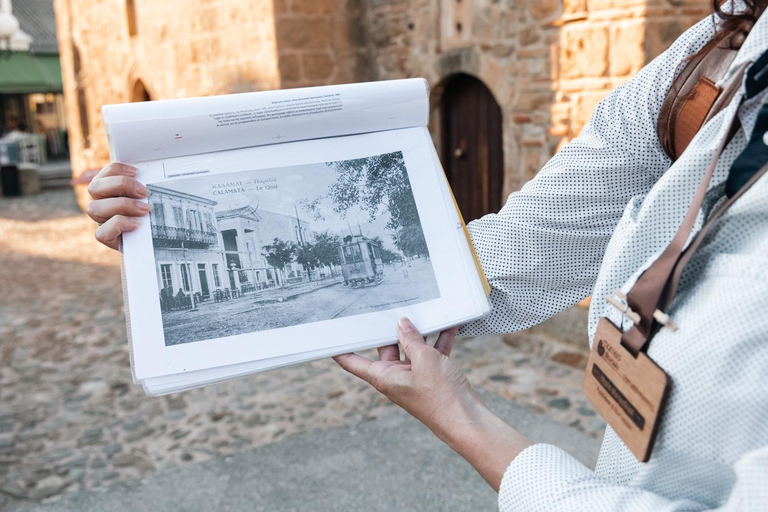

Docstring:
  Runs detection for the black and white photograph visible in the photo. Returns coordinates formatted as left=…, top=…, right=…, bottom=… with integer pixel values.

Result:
left=147, top=151, right=441, bottom=346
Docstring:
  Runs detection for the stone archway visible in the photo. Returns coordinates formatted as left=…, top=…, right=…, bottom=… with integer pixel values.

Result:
left=131, top=79, right=152, bottom=102
left=439, top=73, right=504, bottom=222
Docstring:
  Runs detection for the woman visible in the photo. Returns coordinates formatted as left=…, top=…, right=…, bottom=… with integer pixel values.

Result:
left=87, top=1, right=768, bottom=509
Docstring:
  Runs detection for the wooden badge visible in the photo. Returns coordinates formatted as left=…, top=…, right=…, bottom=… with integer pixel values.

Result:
left=583, top=318, right=671, bottom=462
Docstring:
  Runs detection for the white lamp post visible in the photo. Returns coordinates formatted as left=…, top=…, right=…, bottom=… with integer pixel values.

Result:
left=0, top=0, right=31, bottom=55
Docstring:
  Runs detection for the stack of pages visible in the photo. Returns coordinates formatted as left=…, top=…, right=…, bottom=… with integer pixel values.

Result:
left=103, top=79, right=491, bottom=396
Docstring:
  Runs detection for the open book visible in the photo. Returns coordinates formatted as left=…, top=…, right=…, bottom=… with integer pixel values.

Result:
left=103, top=79, right=491, bottom=396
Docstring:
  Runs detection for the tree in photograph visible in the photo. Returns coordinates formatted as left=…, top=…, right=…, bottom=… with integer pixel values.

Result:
left=294, top=242, right=320, bottom=281
left=312, top=231, right=342, bottom=276
left=324, top=151, right=419, bottom=231
left=397, top=224, right=429, bottom=259
left=263, top=238, right=295, bottom=287
left=380, top=246, right=401, bottom=265
left=370, top=236, right=400, bottom=265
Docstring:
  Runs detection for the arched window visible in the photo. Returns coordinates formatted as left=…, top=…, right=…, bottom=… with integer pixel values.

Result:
left=72, top=45, right=90, bottom=149
left=440, top=74, right=504, bottom=222
left=131, top=79, right=152, bottom=102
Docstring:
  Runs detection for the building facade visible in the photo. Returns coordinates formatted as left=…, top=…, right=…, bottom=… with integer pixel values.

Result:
left=148, top=185, right=226, bottom=300
left=1, top=0, right=68, bottom=163
left=148, top=184, right=327, bottom=300
left=55, top=0, right=711, bottom=219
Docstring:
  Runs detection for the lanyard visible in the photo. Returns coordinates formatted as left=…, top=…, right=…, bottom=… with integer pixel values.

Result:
left=585, top=89, right=768, bottom=462
left=620, top=95, right=768, bottom=356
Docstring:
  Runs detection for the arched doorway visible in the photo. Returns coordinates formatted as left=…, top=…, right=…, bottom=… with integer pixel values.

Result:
left=131, top=79, right=152, bottom=102
left=440, top=74, right=503, bottom=222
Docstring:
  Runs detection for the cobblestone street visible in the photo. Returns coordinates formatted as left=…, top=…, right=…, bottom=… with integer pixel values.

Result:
left=0, top=188, right=604, bottom=508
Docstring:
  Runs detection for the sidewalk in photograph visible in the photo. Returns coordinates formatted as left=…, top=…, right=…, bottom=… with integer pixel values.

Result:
left=8, top=391, right=601, bottom=512
left=161, top=259, right=440, bottom=345
left=0, top=189, right=605, bottom=510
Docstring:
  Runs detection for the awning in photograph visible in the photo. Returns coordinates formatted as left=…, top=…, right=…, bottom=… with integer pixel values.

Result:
left=0, top=52, right=63, bottom=94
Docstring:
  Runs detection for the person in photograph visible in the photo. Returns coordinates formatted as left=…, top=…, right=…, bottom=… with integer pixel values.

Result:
left=86, top=1, right=767, bottom=509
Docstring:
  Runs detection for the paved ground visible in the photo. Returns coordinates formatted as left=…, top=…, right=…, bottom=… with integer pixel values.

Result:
left=0, top=188, right=605, bottom=509
left=7, top=392, right=602, bottom=512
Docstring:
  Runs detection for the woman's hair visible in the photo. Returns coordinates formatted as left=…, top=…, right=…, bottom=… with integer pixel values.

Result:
left=713, top=0, right=768, bottom=48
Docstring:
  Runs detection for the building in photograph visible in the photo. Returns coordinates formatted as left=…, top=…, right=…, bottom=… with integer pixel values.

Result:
left=147, top=185, right=225, bottom=303
left=216, top=206, right=322, bottom=289
left=0, top=0, right=68, bottom=165
left=55, top=0, right=712, bottom=219
left=149, top=183, right=332, bottom=302
left=256, top=209, right=318, bottom=283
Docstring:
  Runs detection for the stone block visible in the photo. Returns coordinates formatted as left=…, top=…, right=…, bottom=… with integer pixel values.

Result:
left=301, top=52, right=336, bottom=81
left=564, top=0, right=588, bottom=13
left=519, top=26, right=541, bottom=46
left=290, top=0, right=339, bottom=15
left=609, top=21, right=646, bottom=77
left=560, top=26, right=609, bottom=79
left=530, top=0, right=563, bottom=20
left=276, top=18, right=331, bottom=50
left=515, top=90, right=554, bottom=112
left=588, top=0, right=614, bottom=10
left=278, top=53, right=301, bottom=82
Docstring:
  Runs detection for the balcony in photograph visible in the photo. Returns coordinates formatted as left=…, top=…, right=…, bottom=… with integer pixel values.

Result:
left=151, top=224, right=218, bottom=249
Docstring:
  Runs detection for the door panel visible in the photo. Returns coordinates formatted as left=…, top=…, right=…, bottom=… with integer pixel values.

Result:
left=441, top=74, right=504, bottom=222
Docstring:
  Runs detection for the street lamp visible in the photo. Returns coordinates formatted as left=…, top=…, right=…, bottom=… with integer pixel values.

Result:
left=0, top=0, right=19, bottom=59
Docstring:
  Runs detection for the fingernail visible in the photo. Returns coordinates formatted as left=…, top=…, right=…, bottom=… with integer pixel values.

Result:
left=398, top=317, right=416, bottom=333
left=124, top=165, right=138, bottom=176
left=136, top=183, right=150, bottom=197
left=132, top=218, right=143, bottom=227
left=137, top=200, right=152, bottom=212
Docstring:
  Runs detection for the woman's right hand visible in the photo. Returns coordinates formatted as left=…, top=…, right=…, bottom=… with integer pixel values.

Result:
left=86, top=162, right=151, bottom=251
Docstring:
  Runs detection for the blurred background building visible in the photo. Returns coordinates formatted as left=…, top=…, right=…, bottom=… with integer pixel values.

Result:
left=0, top=0, right=70, bottom=192
left=53, top=0, right=711, bottom=219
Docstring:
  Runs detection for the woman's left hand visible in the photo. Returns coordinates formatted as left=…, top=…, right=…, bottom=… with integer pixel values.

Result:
left=333, top=317, right=482, bottom=441
left=333, top=317, right=533, bottom=491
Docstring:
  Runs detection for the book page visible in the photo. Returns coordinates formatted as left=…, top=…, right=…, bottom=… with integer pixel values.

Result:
left=122, top=127, right=489, bottom=380
left=103, top=79, right=429, bottom=163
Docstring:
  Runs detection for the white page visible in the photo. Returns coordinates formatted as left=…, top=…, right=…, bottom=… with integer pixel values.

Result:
left=103, top=79, right=429, bottom=163
left=123, top=127, right=489, bottom=381
left=141, top=132, right=490, bottom=396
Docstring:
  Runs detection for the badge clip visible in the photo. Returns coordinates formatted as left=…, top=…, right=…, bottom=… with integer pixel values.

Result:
left=607, top=289, right=678, bottom=332
left=605, top=290, right=640, bottom=324
left=653, top=309, right=678, bottom=332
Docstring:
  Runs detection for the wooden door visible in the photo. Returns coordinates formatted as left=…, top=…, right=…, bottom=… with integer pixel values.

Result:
left=441, top=74, right=503, bottom=222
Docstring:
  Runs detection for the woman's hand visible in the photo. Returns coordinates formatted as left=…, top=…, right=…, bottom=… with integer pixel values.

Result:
left=85, top=163, right=151, bottom=250
left=334, top=319, right=481, bottom=439
left=334, top=318, right=533, bottom=491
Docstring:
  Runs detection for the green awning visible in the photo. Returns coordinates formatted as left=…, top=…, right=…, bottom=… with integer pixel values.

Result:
left=0, top=52, right=62, bottom=94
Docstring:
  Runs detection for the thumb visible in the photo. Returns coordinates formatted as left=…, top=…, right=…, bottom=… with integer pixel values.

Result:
left=398, top=317, right=426, bottom=360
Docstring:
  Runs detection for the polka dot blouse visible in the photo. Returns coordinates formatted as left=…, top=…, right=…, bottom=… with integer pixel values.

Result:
left=460, top=7, right=768, bottom=511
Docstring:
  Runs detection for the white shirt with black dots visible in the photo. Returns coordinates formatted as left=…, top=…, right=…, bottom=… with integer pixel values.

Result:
left=459, top=7, right=768, bottom=512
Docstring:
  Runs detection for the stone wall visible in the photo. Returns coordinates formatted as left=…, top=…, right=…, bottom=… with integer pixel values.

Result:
left=54, top=0, right=281, bottom=197
left=55, top=0, right=712, bottom=207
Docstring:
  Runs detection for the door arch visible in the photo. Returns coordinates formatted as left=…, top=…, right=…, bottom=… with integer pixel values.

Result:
left=131, top=79, right=152, bottom=102
left=440, top=74, right=503, bottom=222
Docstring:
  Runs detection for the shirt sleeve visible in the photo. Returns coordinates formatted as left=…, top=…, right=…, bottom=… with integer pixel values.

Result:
left=458, top=15, right=717, bottom=337
left=498, top=443, right=768, bottom=511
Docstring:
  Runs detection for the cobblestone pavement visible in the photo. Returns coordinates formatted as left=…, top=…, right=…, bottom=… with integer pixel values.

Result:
left=0, top=188, right=604, bottom=508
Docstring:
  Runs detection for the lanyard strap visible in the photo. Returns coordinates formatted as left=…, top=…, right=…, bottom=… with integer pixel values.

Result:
left=620, top=99, right=768, bottom=356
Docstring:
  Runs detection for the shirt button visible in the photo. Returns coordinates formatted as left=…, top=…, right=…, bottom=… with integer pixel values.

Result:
left=763, top=131, right=768, bottom=146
